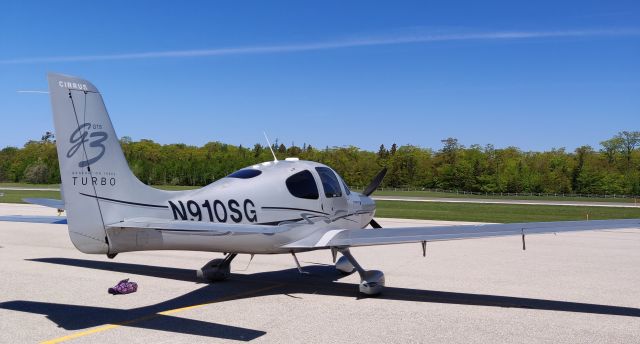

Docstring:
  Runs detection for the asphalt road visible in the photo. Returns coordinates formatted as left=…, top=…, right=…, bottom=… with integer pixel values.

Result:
left=1, top=203, right=639, bottom=343
left=373, top=195, right=640, bottom=208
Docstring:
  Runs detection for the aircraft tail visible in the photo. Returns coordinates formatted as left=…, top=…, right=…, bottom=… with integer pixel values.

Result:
left=48, top=73, right=177, bottom=254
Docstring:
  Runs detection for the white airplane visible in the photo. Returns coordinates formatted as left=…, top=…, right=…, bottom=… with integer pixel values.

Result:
left=1, top=73, right=638, bottom=295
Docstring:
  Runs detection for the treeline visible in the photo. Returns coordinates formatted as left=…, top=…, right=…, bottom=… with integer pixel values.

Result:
left=1, top=132, right=639, bottom=195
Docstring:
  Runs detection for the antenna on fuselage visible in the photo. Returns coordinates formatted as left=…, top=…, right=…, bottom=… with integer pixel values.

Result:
left=263, top=131, right=278, bottom=162
left=16, top=90, right=49, bottom=94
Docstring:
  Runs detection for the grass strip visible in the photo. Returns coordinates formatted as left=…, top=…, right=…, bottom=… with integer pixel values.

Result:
left=375, top=200, right=640, bottom=223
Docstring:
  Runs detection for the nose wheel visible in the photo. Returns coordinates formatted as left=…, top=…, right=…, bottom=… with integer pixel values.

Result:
left=337, top=248, right=385, bottom=295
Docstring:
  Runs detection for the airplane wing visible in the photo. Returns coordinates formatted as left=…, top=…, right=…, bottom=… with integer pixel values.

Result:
left=282, top=219, right=640, bottom=248
left=105, top=217, right=291, bottom=235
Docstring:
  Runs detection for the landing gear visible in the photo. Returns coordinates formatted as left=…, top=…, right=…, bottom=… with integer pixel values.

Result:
left=335, top=255, right=355, bottom=274
left=338, top=248, right=385, bottom=295
left=291, top=252, right=309, bottom=275
left=197, top=253, right=237, bottom=282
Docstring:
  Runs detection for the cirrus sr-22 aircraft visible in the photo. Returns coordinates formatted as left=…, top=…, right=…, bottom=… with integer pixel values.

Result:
left=2, top=73, right=638, bottom=295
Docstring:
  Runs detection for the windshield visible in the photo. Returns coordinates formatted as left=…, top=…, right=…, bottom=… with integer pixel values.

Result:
left=315, top=167, right=342, bottom=198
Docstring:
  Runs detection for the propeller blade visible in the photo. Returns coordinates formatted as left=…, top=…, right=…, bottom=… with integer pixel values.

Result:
left=370, top=218, right=382, bottom=229
left=362, top=168, right=387, bottom=196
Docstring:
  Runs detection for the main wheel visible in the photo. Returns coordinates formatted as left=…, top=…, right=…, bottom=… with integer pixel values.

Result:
left=197, top=258, right=231, bottom=282
left=359, top=270, right=385, bottom=295
left=335, top=255, right=356, bottom=274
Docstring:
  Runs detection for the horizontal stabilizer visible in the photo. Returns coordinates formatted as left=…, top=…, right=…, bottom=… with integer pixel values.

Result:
left=0, top=215, right=67, bottom=224
left=23, top=198, right=65, bottom=210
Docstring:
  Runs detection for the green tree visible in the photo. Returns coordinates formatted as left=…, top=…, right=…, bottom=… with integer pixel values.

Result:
left=600, top=136, right=623, bottom=165
left=23, top=161, right=49, bottom=183
left=617, top=131, right=640, bottom=168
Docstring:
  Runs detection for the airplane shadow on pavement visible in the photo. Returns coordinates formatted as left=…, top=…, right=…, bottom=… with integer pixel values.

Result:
left=1, top=257, right=639, bottom=341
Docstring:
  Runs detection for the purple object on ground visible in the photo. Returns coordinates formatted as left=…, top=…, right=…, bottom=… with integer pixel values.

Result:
left=108, top=278, right=138, bottom=295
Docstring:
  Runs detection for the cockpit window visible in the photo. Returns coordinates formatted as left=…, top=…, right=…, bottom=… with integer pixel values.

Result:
left=228, top=169, right=262, bottom=179
left=286, top=170, right=319, bottom=199
left=315, top=167, right=342, bottom=198
left=341, top=177, right=351, bottom=195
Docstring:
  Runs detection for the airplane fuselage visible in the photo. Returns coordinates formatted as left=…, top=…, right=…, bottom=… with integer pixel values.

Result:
left=106, top=159, right=376, bottom=254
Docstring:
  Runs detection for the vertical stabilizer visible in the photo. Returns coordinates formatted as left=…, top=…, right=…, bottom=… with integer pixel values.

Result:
left=48, top=73, right=174, bottom=254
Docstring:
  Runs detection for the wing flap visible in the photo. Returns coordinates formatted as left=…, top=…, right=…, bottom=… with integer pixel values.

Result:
left=106, top=217, right=290, bottom=235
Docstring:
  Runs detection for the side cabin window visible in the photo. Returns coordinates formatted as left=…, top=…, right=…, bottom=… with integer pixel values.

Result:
left=315, top=167, right=342, bottom=198
left=286, top=170, right=319, bottom=199
left=227, top=169, right=262, bottom=179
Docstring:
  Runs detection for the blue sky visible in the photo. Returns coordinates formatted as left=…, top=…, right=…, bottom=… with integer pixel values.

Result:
left=1, top=1, right=638, bottom=152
